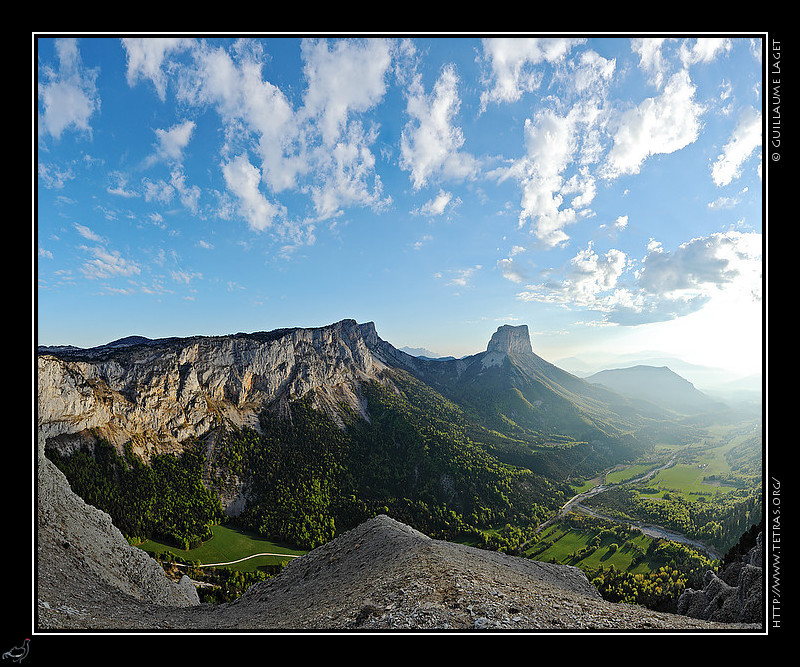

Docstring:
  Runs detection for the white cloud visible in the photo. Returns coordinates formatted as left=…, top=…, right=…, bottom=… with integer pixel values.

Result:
left=679, top=37, right=732, bottom=67
left=510, top=108, right=581, bottom=247
left=182, top=40, right=302, bottom=193
left=122, top=36, right=193, bottom=100
left=447, top=264, right=482, bottom=287
left=308, top=120, right=390, bottom=220
left=710, top=106, right=762, bottom=186
left=73, top=223, right=104, bottom=243
left=636, top=231, right=760, bottom=295
left=170, top=168, right=202, bottom=213
left=38, top=163, right=75, bottom=189
left=480, top=37, right=584, bottom=109
left=400, top=63, right=478, bottom=190
left=419, top=189, right=454, bottom=216
left=708, top=187, right=748, bottom=209
left=497, top=257, right=527, bottom=284
left=413, top=234, right=433, bottom=250
left=631, top=37, right=669, bottom=88
left=603, top=70, right=704, bottom=179
left=142, top=177, right=175, bottom=205
left=495, top=45, right=613, bottom=249
left=106, top=171, right=138, bottom=198
left=79, top=246, right=141, bottom=280
left=167, top=38, right=394, bottom=225
left=516, top=231, right=761, bottom=325
left=171, top=269, right=203, bottom=285
left=567, top=49, right=616, bottom=96
left=300, top=38, right=392, bottom=147
left=38, top=38, right=99, bottom=140
left=222, top=154, right=285, bottom=232
left=536, top=242, right=629, bottom=308
left=154, top=120, right=196, bottom=163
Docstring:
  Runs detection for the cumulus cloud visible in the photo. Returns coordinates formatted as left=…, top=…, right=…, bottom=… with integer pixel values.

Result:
left=603, top=70, right=704, bottom=179
left=488, top=45, right=614, bottom=249
left=163, top=37, right=394, bottom=229
left=153, top=120, right=196, bottom=163
left=300, top=37, right=392, bottom=147
left=400, top=63, right=478, bottom=190
left=516, top=231, right=761, bottom=325
left=479, top=37, right=584, bottom=109
left=418, top=189, right=455, bottom=216
left=222, top=153, right=285, bottom=232
left=517, top=242, right=629, bottom=308
left=631, top=37, right=669, bottom=88
left=38, top=38, right=99, bottom=140
left=507, top=108, right=584, bottom=247
left=179, top=40, right=302, bottom=193
left=636, top=231, right=759, bottom=294
left=679, top=37, right=732, bottom=67
left=122, top=36, right=193, bottom=100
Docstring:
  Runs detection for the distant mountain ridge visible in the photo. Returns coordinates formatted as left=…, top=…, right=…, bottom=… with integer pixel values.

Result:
left=585, top=365, right=724, bottom=415
left=369, top=323, right=673, bottom=452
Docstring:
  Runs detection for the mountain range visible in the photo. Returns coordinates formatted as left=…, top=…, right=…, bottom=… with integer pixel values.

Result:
left=37, top=319, right=730, bottom=547
left=37, top=319, right=712, bottom=466
left=34, top=317, right=765, bottom=632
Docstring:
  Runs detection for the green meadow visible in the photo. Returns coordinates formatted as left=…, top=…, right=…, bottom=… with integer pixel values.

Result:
left=137, top=524, right=306, bottom=572
left=633, top=429, right=751, bottom=500
left=605, top=464, right=657, bottom=485
left=527, top=522, right=652, bottom=574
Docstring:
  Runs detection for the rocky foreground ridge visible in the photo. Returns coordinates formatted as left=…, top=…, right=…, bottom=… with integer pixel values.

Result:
left=36, top=439, right=758, bottom=631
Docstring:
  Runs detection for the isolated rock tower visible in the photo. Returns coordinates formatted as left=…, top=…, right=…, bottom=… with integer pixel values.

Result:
left=486, top=324, right=533, bottom=356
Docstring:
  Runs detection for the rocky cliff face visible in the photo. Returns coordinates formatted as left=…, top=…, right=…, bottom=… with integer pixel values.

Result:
left=37, top=319, right=384, bottom=461
left=677, top=532, right=764, bottom=624
left=486, top=324, right=533, bottom=356
left=37, top=433, right=200, bottom=625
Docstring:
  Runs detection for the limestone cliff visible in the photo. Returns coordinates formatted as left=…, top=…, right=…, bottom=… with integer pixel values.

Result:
left=37, top=319, right=384, bottom=461
left=486, top=324, right=534, bottom=356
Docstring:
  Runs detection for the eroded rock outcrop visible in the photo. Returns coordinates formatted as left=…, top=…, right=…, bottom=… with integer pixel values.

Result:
left=676, top=532, right=763, bottom=624
left=37, top=433, right=199, bottom=626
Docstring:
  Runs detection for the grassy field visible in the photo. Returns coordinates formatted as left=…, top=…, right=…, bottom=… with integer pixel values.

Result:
left=137, top=524, right=306, bottom=572
left=633, top=432, right=745, bottom=500
left=605, top=464, right=656, bottom=485
left=526, top=522, right=652, bottom=574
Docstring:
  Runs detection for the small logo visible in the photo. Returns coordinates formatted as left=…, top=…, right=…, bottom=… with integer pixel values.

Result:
left=2, top=639, right=29, bottom=664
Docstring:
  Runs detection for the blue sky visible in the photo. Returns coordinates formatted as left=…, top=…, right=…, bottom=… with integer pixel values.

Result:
left=36, top=35, right=764, bottom=387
